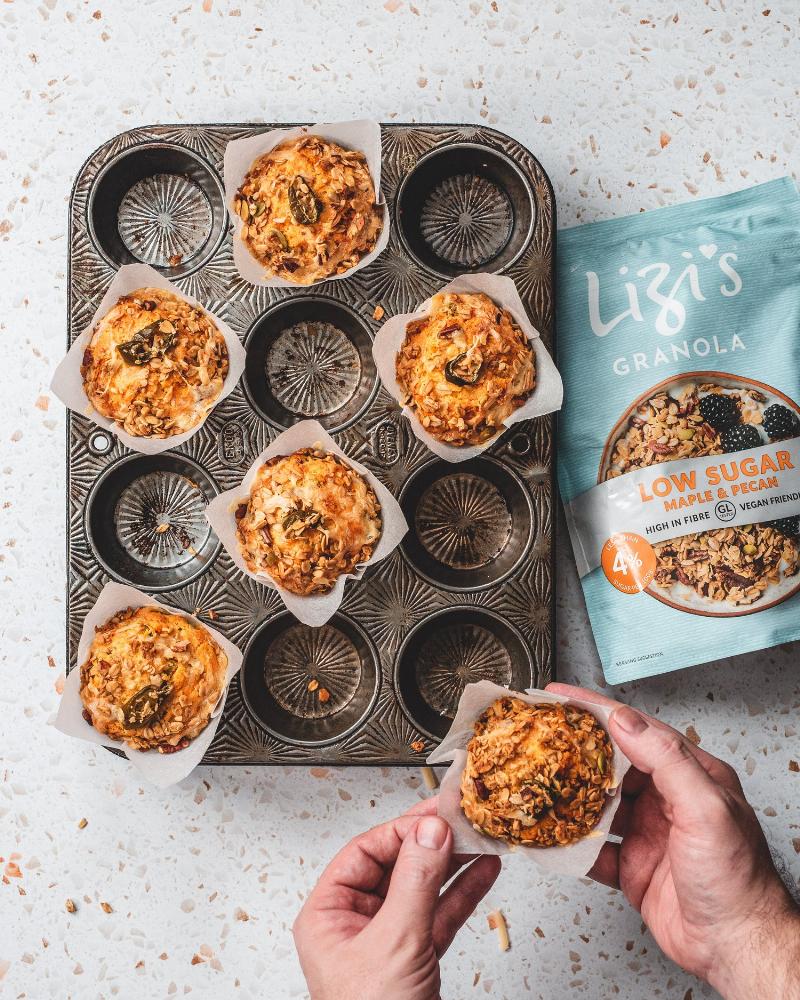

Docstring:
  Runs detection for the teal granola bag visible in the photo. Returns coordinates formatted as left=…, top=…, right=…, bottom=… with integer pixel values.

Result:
left=558, top=178, right=800, bottom=683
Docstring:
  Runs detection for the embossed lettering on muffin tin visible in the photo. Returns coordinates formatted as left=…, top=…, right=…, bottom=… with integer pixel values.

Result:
left=67, top=123, right=555, bottom=765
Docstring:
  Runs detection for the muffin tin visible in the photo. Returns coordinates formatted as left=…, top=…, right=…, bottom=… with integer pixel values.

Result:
left=67, top=123, right=556, bottom=765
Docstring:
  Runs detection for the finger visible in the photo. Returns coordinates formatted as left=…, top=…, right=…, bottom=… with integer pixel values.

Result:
left=315, top=814, right=420, bottom=900
left=547, top=684, right=741, bottom=793
left=432, top=855, right=502, bottom=957
left=586, top=842, right=620, bottom=889
left=545, top=682, right=620, bottom=709
left=374, top=815, right=453, bottom=942
left=621, top=765, right=649, bottom=798
left=610, top=795, right=632, bottom=838
left=610, top=706, right=724, bottom=826
left=375, top=847, right=477, bottom=901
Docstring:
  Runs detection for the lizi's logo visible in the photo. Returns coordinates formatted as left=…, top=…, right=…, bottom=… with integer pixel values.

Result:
left=587, top=247, right=742, bottom=338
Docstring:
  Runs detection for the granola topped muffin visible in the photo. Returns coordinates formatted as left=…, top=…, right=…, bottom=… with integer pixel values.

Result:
left=81, top=287, right=229, bottom=438
left=79, top=606, right=228, bottom=753
left=395, top=291, right=535, bottom=446
left=235, top=447, right=382, bottom=595
left=233, top=135, right=383, bottom=284
left=605, top=380, right=800, bottom=607
left=461, top=697, right=613, bottom=847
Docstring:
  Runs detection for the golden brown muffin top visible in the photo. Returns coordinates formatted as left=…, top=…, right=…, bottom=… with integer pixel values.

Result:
left=79, top=606, right=228, bottom=753
left=395, top=291, right=535, bottom=446
left=81, top=287, right=229, bottom=438
left=235, top=447, right=382, bottom=595
left=460, top=697, right=613, bottom=847
left=234, top=134, right=383, bottom=284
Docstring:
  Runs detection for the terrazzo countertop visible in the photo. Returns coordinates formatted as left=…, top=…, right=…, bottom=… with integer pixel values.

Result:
left=1, top=2, right=798, bottom=998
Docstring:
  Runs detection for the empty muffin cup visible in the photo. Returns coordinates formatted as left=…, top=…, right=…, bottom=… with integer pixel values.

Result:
left=87, top=143, right=227, bottom=278
left=396, top=143, right=535, bottom=277
left=85, top=454, right=220, bottom=591
left=243, top=297, right=378, bottom=431
left=400, top=457, right=533, bottom=590
left=240, top=613, right=380, bottom=746
left=395, top=607, right=534, bottom=740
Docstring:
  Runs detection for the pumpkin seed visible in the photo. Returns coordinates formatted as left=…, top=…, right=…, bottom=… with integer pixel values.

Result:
left=117, top=322, right=178, bottom=367
left=288, top=174, right=322, bottom=225
left=122, top=680, right=173, bottom=729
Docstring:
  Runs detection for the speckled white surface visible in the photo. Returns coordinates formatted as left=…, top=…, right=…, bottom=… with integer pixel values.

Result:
left=1, top=2, right=798, bottom=998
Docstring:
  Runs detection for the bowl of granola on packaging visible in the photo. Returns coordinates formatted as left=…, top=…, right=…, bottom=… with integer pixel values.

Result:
left=600, top=372, right=800, bottom=616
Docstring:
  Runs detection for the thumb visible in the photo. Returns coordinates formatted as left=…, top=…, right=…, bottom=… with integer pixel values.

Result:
left=375, top=815, right=453, bottom=942
left=610, top=705, right=722, bottom=825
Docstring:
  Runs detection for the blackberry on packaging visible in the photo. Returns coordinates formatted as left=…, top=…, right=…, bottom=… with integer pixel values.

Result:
left=699, top=393, right=739, bottom=431
left=762, top=404, right=800, bottom=441
left=769, top=516, right=800, bottom=538
left=721, top=424, right=762, bottom=453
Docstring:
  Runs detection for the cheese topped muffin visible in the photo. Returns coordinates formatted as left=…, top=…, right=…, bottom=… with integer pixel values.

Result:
left=81, top=287, right=229, bottom=438
left=395, top=292, right=535, bottom=446
left=79, top=606, right=228, bottom=753
left=461, top=697, right=613, bottom=847
left=235, top=447, right=382, bottom=595
left=233, top=134, right=383, bottom=284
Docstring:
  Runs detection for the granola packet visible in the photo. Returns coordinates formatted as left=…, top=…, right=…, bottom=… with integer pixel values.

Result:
left=558, top=178, right=800, bottom=683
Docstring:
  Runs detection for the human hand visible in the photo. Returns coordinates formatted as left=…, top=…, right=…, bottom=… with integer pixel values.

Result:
left=547, top=683, right=800, bottom=1000
left=293, top=797, right=501, bottom=1000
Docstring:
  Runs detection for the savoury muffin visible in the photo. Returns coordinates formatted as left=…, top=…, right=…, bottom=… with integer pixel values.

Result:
left=235, top=447, right=382, bottom=595
left=79, top=606, right=228, bottom=753
left=233, top=134, right=383, bottom=284
left=395, top=291, right=535, bottom=446
left=81, top=287, right=229, bottom=438
left=461, top=697, right=613, bottom=847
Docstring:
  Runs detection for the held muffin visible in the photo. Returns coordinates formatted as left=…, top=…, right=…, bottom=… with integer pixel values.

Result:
left=460, top=697, right=613, bottom=847
left=81, top=287, right=229, bottom=438
left=235, top=447, right=382, bottom=595
left=395, top=291, right=536, bottom=446
left=79, top=607, right=228, bottom=753
left=233, top=135, right=383, bottom=284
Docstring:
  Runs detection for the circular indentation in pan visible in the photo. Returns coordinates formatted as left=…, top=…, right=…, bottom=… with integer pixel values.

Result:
left=420, top=173, right=513, bottom=267
left=87, top=143, right=226, bottom=279
left=244, top=297, right=378, bottom=431
left=397, top=143, right=535, bottom=278
left=241, top=613, right=380, bottom=745
left=400, top=457, right=532, bottom=590
left=118, top=173, right=213, bottom=268
left=395, top=608, right=534, bottom=740
left=85, top=454, right=220, bottom=590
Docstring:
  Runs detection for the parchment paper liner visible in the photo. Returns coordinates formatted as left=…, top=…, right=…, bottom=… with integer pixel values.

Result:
left=52, top=582, right=243, bottom=789
left=223, top=119, right=390, bottom=288
left=427, top=680, right=631, bottom=874
left=51, top=263, right=247, bottom=456
left=204, top=419, right=408, bottom=628
left=372, top=272, right=563, bottom=463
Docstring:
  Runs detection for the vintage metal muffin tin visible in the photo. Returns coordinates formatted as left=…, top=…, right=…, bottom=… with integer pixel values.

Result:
left=67, top=123, right=556, bottom=765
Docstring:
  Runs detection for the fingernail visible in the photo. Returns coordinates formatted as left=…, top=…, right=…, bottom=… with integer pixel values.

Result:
left=416, top=816, right=448, bottom=850
left=612, top=705, right=648, bottom=735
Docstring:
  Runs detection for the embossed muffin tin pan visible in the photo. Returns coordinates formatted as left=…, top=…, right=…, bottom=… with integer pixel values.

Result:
left=67, top=123, right=556, bottom=765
